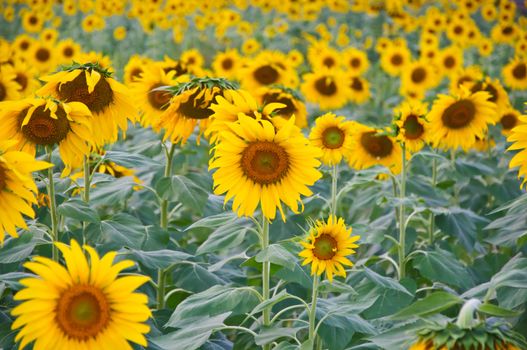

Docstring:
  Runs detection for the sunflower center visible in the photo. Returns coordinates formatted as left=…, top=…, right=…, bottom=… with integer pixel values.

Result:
left=241, top=141, right=289, bottom=185
left=313, top=234, right=337, bottom=260
left=15, top=73, right=28, bottom=91
left=178, top=89, right=220, bottom=119
left=0, top=83, right=6, bottom=101
left=441, top=99, right=475, bottom=129
left=322, top=126, right=345, bottom=149
left=222, top=58, right=233, bottom=70
left=130, top=68, right=143, bottom=80
left=56, top=285, right=110, bottom=340
left=350, top=57, right=361, bottom=68
left=323, top=57, right=336, bottom=68
left=444, top=56, right=455, bottom=68
left=453, top=25, right=463, bottom=34
left=502, top=26, right=513, bottom=35
left=20, top=41, right=30, bottom=50
left=411, top=67, right=426, bottom=84
left=470, top=82, right=498, bottom=102
left=402, top=114, right=424, bottom=140
left=263, top=93, right=296, bottom=117
left=314, top=77, right=337, bottom=96
left=19, top=105, right=70, bottom=145
left=163, top=62, right=188, bottom=77
left=148, top=84, right=172, bottom=110
left=0, top=163, right=7, bottom=192
left=29, top=15, right=38, bottom=25
left=512, top=63, right=527, bottom=79
left=57, top=71, right=114, bottom=114
left=351, top=77, right=363, bottom=91
left=500, top=113, right=517, bottom=130
left=253, top=65, right=279, bottom=85
left=36, top=48, right=50, bottom=62
left=390, top=54, right=403, bottom=66
left=63, top=47, right=74, bottom=58
left=360, top=131, right=393, bottom=158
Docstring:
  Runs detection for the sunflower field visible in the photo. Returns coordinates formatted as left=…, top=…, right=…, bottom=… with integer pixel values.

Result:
left=1, top=0, right=527, bottom=349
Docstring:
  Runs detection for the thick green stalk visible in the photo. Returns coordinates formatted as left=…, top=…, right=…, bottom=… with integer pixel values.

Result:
left=47, top=148, right=59, bottom=261
left=308, top=275, right=319, bottom=344
left=330, top=165, right=338, bottom=216
left=428, top=157, right=437, bottom=245
left=398, top=143, right=407, bottom=280
left=261, top=216, right=271, bottom=350
left=83, top=155, right=90, bottom=203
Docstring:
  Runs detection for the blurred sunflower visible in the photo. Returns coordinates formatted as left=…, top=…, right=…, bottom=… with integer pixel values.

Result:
left=499, top=107, right=522, bottom=136
left=11, top=240, right=151, bottom=350
left=0, top=65, right=21, bottom=102
left=28, top=42, right=56, bottom=74
left=301, top=69, right=351, bottom=110
left=428, top=88, right=496, bottom=151
left=307, top=43, right=342, bottom=71
left=8, top=60, right=40, bottom=97
left=209, top=115, right=321, bottom=221
left=394, top=100, right=429, bottom=153
left=0, top=97, right=93, bottom=174
left=56, top=39, right=81, bottom=65
left=342, top=47, right=369, bottom=76
left=348, top=124, right=403, bottom=174
left=299, top=216, right=360, bottom=282
left=0, top=140, right=52, bottom=244
left=181, top=48, right=204, bottom=70
left=37, top=63, right=136, bottom=147
left=123, top=55, right=150, bottom=84
left=401, top=60, right=440, bottom=92
left=159, top=56, right=190, bottom=78
left=21, top=11, right=43, bottom=33
left=40, top=28, right=59, bottom=44
left=348, top=76, right=371, bottom=104
left=240, top=51, right=298, bottom=90
left=212, top=49, right=242, bottom=79
left=438, top=46, right=463, bottom=76
left=11, top=34, right=34, bottom=60
left=256, top=86, right=307, bottom=128
left=502, top=57, right=527, bottom=90
left=380, top=44, right=411, bottom=76
left=309, top=113, right=354, bottom=166
left=508, top=112, right=527, bottom=187
left=467, top=78, right=510, bottom=117
left=450, top=66, right=483, bottom=93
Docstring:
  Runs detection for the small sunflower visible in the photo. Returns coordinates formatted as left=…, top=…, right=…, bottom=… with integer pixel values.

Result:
left=212, top=49, right=242, bottom=79
left=159, top=56, right=190, bottom=78
left=209, top=115, right=322, bottom=221
left=11, top=34, right=34, bottom=59
left=502, top=57, right=527, bottom=90
left=11, top=240, right=151, bottom=350
left=301, top=69, right=351, bottom=110
left=8, top=60, right=40, bottom=97
left=240, top=51, right=298, bottom=91
left=299, top=216, right=360, bottom=282
left=467, top=78, right=510, bottom=117
left=348, top=75, right=371, bottom=104
left=0, top=140, right=52, bottom=244
left=0, top=97, right=93, bottom=174
left=380, top=45, right=411, bottom=76
left=256, top=86, right=307, bottom=128
left=307, top=44, right=342, bottom=71
left=29, top=41, right=56, bottom=74
left=438, top=46, right=463, bottom=76
left=394, top=100, right=429, bottom=153
left=348, top=123, right=403, bottom=174
left=123, top=55, right=150, bottom=84
left=342, top=47, right=369, bottom=75
left=499, top=107, right=522, bottom=136
left=37, top=63, right=136, bottom=147
left=401, top=60, right=440, bottom=92
left=0, top=64, right=21, bottom=102
left=56, top=39, right=81, bottom=65
left=309, top=113, right=354, bottom=166
left=428, top=88, right=496, bottom=151
left=181, top=48, right=204, bottom=70
left=449, top=66, right=483, bottom=94
left=21, top=11, right=43, bottom=33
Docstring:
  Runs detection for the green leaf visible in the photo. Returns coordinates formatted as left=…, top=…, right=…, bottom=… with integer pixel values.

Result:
left=0, top=230, right=39, bottom=264
left=122, top=249, right=191, bottom=269
left=435, top=207, right=489, bottom=251
left=172, top=263, right=225, bottom=293
left=196, top=223, right=249, bottom=255
left=391, top=291, right=463, bottom=319
left=89, top=176, right=135, bottom=206
left=98, top=213, right=145, bottom=250
left=104, top=150, right=158, bottom=168
left=186, top=212, right=239, bottom=230
left=255, top=325, right=303, bottom=346
left=58, top=199, right=100, bottom=223
left=250, top=290, right=292, bottom=315
left=156, top=175, right=209, bottom=214
left=363, top=268, right=412, bottom=296
left=166, top=285, right=260, bottom=327
left=477, top=303, right=522, bottom=317
left=255, top=243, right=298, bottom=271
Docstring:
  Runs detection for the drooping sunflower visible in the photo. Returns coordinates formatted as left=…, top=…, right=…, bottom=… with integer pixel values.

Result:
left=0, top=97, right=93, bottom=174
left=502, top=57, right=527, bottom=90
left=156, top=77, right=237, bottom=145
left=348, top=75, right=371, bottom=104
left=256, top=85, right=307, bottom=128
left=394, top=100, right=429, bottom=153
left=299, top=216, right=360, bottom=282
left=11, top=240, right=151, bottom=350
left=499, top=107, right=523, bottom=136
left=301, top=69, right=351, bottom=110
left=0, top=140, right=52, bottom=244
left=209, top=115, right=322, bottom=221
left=309, top=113, right=354, bottom=166
left=0, top=64, right=21, bottom=102
left=348, top=123, right=403, bottom=174
left=380, top=45, right=411, bottom=76
left=427, top=88, right=496, bottom=151
left=212, top=49, right=242, bottom=79
left=37, top=63, right=136, bottom=147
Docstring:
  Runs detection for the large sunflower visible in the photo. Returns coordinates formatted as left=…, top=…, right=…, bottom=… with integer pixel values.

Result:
left=0, top=64, right=21, bottom=102
left=428, top=88, right=496, bottom=151
left=256, top=86, right=307, bottom=128
left=11, top=240, right=151, bottom=350
left=309, top=113, right=354, bottom=166
left=0, top=97, right=93, bottom=174
left=299, top=216, right=360, bottom=282
left=508, top=113, right=527, bottom=187
left=209, top=115, right=322, bottom=221
left=0, top=140, right=52, bottom=244
left=348, top=123, right=403, bottom=174
left=37, top=63, right=136, bottom=147
left=394, top=100, right=429, bottom=153
left=301, top=69, right=351, bottom=110
left=503, top=57, right=527, bottom=90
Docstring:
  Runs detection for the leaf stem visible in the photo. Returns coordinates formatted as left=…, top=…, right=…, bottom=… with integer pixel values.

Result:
left=330, top=165, right=338, bottom=216
left=428, top=157, right=437, bottom=245
left=261, top=214, right=271, bottom=350
left=308, top=275, right=319, bottom=344
left=46, top=147, right=59, bottom=261
left=398, top=143, right=407, bottom=280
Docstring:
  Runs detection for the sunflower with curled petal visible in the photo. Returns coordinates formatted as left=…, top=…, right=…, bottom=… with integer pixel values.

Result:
left=394, top=100, right=429, bottom=153
left=348, top=123, right=403, bottom=174
left=502, top=56, right=527, bottom=90
left=0, top=97, right=93, bottom=175
left=256, top=85, right=307, bottom=128
left=36, top=63, right=136, bottom=148
left=155, top=77, right=237, bottom=145
left=209, top=115, right=322, bottom=221
left=299, top=216, right=360, bottom=282
left=11, top=239, right=151, bottom=350
left=0, top=140, right=52, bottom=244
left=309, top=113, right=355, bottom=166
left=427, top=87, right=496, bottom=151
left=301, top=69, right=351, bottom=110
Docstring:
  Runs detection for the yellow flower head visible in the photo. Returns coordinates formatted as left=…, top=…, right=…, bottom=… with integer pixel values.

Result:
left=394, top=100, right=429, bottom=153
left=256, top=86, right=307, bottom=128
left=503, top=56, right=527, bottom=90
left=299, top=216, right=360, bottom=282
left=301, top=69, right=351, bottom=110
left=309, top=113, right=355, bottom=166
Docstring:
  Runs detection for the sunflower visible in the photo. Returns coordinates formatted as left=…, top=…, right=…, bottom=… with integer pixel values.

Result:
left=427, top=88, right=496, bottom=151
left=56, top=39, right=81, bottom=65
left=21, top=11, right=43, bottom=33
left=491, top=22, right=519, bottom=45
left=156, top=77, right=237, bottom=145
left=307, top=44, right=342, bottom=71
left=309, top=113, right=354, bottom=166
left=37, top=63, right=136, bottom=147
left=349, top=123, right=403, bottom=175
left=159, top=56, right=190, bottom=78
left=256, top=86, right=307, bottom=128
left=123, top=55, right=150, bottom=85
left=438, top=46, right=463, bottom=76
left=401, top=60, right=440, bottom=92
left=481, top=3, right=497, bottom=22
left=212, top=49, right=242, bottom=79
left=348, top=75, right=371, bottom=104
left=394, top=100, right=429, bottom=153
left=209, top=115, right=321, bottom=221
left=299, top=216, right=359, bottom=282
left=76, top=52, right=113, bottom=71
left=28, top=42, right=56, bottom=74
left=341, top=47, right=369, bottom=76
left=40, top=28, right=59, bottom=44
left=0, top=97, right=93, bottom=174
left=0, top=65, right=21, bottom=102
left=181, top=48, right=204, bottom=70
left=240, top=51, right=298, bottom=91
left=502, top=57, right=527, bottom=90
left=449, top=66, right=483, bottom=94
left=11, top=34, right=34, bottom=60
left=380, top=45, right=411, bottom=76
left=499, top=107, right=523, bottom=136
left=0, top=140, right=52, bottom=244
left=446, top=19, right=470, bottom=46
left=8, top=60, right=40, bottom=97
left=467, top=78, right=510, bottom=117
left=508, top=113, right=527, bottom=187
left=130, top=65, right=181, bottom=129
left=301, top=69, right=351, bottom=110
left=11, top=239, right=151, bottom=350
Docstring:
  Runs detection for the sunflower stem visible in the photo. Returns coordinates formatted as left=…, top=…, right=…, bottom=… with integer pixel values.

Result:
left=428, top=157, right=437, bottom=245
left=157, top=268, right=166, bottom=310
left=261, top=215, right=271, bottom=350
left=308, top=275, right=319, bottom=345
left=330, top=165, right=338, bottom=216
left=82, top=155, right=90, bottom=247
left=46, top=148, right=59, bottom=261
left=398, top=143, right=407, bottom=280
